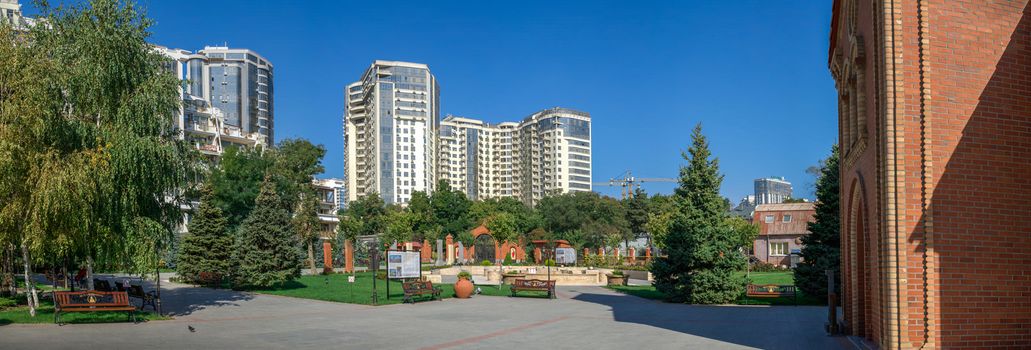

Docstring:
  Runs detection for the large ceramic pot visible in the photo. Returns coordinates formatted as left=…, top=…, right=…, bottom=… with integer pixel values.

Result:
left=454, top=277, right=474, bottom=298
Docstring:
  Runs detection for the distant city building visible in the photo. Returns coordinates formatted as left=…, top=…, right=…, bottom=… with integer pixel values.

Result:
left=157, top=46, right=274, bottom=157
left=754, top=176, right=792, bottom=204
left=437, top=108, right=592, bottom=205
left=0, top=0, right=34, bottom=30
left=751, top=202, right=815, bottom=267
left=729, top=195, right=756, bottom=220
left=313, top=178, right=345, bottom=238
left=344, top=60, right=439, bottom=205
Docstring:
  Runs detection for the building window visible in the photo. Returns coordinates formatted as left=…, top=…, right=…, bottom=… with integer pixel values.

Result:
left=769, top=242, right=789, bottom=256
left=782, top=215, right=792, bottom=223
left=764, top=215, right=775, bottom=223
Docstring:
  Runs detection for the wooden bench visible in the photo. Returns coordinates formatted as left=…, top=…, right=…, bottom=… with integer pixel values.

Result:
left=54, top=291, right=136, bottom=324
left=746, top=284, right=797, bottom=304
left=127, top=284, right=158, bottom=311
left=401, top=280, right=441, bottom=304
left=198, top=272, right=222, bottom=287
left=510, top=279, right=556, bottom=299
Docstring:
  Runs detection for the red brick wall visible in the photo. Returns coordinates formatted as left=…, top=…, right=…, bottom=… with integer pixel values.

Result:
left=832, top=0, right=1031, bottom=348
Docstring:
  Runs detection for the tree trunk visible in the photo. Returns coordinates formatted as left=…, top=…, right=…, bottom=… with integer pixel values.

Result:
left=5, top=245, right=16, bottom=297
left=20, top=244, right=37, bottom=316
left=85, top=255, right=95, bottom=291
left=307, top=240, right=317, bottom=275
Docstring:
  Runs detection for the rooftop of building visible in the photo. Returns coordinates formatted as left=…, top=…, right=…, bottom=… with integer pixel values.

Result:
left=522, top=107, right=591, bottom=123
left=755, top=202, right=815, bottom=212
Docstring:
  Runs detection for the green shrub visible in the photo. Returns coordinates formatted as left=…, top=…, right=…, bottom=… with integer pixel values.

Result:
left=611, top=270, right=624, bottom=276
left=480, top=260, right=492, bottom=266
left=751, top=262, right=788, bottom=272
left=506, top=270, right=521, bottom=275
left=457, top=271, right=472, bottom=280
left=376, top=271, right=387, bottom=280
left=503, top=255, right=515, bottom=265
left=0, top=297, right=17, bottom=309
left=544, top=259, right=555, bottom=267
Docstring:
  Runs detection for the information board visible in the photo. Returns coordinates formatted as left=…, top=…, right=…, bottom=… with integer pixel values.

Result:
left=555, top=248, right=577, bottom=264
left=386, top=251, right=421, bottom=279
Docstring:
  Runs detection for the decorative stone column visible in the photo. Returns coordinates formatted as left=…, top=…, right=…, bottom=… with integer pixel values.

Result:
left=344, top=240, right=354, bottom=273
left=645, top=247, right=652, bottom=262
left=421, top=239, right=431, bottom=263
left=322, top=241, right=333, bottom=274
left=534, top=247, right=542, bottom=264
left=629, top=247, right=636, bottom=263
left=446, top=234, right=454, bottom=265
left=598, top=247, right=605, bottom=257
left=584, top=247, right=590, bottom=258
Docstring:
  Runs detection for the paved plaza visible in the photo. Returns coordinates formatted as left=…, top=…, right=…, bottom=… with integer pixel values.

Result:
left=0, top=278, right=850, bottom=350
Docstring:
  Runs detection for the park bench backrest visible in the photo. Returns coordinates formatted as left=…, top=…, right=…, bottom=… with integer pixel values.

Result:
left=747, top=284, right=796, bottom=294
left=55, top=291, right=131, bottom=308
left=403, top=281, right=433, bottom=292
left=93, top=279, right=112, bottom=292
left=513, top=279, right=555, bottom=289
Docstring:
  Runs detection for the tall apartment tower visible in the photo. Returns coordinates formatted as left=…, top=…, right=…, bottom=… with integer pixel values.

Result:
left=157, top=46, right=274, bottom=156
left=438, top=116, right=520, bottom=201
left=753, top=176, right=792, bottom=204
left=344, top=61, right=439, bottom=205
left=516, top=108, right=592, bottom=205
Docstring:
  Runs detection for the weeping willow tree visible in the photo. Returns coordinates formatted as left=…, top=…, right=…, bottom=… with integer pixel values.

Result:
left=0, top=0, right=196, bottom=316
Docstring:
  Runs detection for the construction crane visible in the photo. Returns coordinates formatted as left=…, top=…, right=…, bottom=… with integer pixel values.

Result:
left=593, top=170, right=677, bottom=200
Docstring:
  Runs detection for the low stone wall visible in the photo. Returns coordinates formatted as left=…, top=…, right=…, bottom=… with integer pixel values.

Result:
left=425, top=266, right=614, bottom=286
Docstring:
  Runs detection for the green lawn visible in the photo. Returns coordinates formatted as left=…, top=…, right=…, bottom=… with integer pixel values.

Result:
left=607, top=270, right=824, bottom=306
left=0, top=300, right=168, bottom=325
left=249, top=273, right=536, bottom=305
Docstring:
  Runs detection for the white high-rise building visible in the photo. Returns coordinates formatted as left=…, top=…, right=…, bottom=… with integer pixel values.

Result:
left=515, top=107, right=592, bottom=205
left=157, top=46, right=274, bottom=157
left=438, top=116, right=520, bottom=201
left=437, top=107, right=592, bottom=206
left=344, top=61, right=439, bottom=205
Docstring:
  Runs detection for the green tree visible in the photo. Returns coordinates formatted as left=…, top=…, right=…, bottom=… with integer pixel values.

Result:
left=408, top=191, right=440, bottom=242
left=0, top=0, right=196, bottom=315
left=233, top=177, right=301, bottom=288
left=645, top=194, right=676, bottom=250
left=382, top=208, right=416, bottom=245
left=177, top=186, right=233, bottom=283
left=431, top=181, right=472, bottom=236
left=293, top=192, right=322, bottom=275
left=652, top=124, right=747, bottom=304
left=208, top=146, right=274, bottom=230
left=794, top=145, right=840, bottom=299
left=273, top=138, right=326, bottom=211
left=537, top=192, right=629, bottom=250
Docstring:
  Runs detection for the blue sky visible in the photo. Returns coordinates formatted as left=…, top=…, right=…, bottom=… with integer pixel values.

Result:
left=26, top=1, right=838, bottom=201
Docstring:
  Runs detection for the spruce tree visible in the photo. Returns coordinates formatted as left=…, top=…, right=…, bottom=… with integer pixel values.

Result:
left=177, top=186, right=233, bottom=283
left=652, top=124, right=746, bottom=303
left=794, top=145, right=840, bottom=299
left=234, top=176, right=302, bottom=288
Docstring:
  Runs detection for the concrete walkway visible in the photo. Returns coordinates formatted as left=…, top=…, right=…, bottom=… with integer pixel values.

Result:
left=0, top=280, right=852, bottom=350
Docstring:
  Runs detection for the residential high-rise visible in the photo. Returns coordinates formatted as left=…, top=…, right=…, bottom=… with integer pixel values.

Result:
left=438, top=116, right=519, bottom=200
left=753, top=176, right=792, bottom=204
left=158, top=46, right=274, bottom=156
left=437, top=108, right=592, bottom=205
left=515, top=107, right=592, bottom=205
left=313, top=178, right=345, bottom=238
left=344, top=61, right=439, bottom=205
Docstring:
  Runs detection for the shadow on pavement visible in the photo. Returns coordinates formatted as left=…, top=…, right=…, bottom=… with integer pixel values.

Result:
left=572, top=291, right=841, bottom=350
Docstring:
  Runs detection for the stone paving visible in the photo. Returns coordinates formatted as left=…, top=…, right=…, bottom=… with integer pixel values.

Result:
left=0, top=278, right=852, bottom=350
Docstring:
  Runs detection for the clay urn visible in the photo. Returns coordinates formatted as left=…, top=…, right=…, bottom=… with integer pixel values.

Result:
left=454, top=271, right=474, bottom=298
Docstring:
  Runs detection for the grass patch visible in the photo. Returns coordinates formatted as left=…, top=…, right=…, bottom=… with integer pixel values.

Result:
left=606, top=270, right=825, bottom=305
left=249, top=273, right=517, bottom=305
left=0, top=300, right=168, bottom=325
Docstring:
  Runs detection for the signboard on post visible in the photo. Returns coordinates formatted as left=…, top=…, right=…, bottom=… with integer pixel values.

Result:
left=386, top=251, right=421, bottom=279
left=555, top=248, right=577, bottom=265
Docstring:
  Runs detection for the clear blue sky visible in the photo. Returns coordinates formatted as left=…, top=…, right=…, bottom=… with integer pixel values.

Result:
left=26, top=1, right=838, bottom=201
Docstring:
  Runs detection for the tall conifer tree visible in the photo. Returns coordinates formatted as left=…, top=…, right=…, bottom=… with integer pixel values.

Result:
left=234, top=177, right=301, bottom=288
left=652, top=124, right=746, bottom=303
left=794, top=145, right=840, bottom=298
left=177, top=186, right=233, bottom=283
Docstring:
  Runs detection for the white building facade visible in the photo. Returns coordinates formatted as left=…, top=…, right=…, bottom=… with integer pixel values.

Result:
left=344, top=61, right=439, bottom=205
left=437, top=108, right=592, bottom=205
